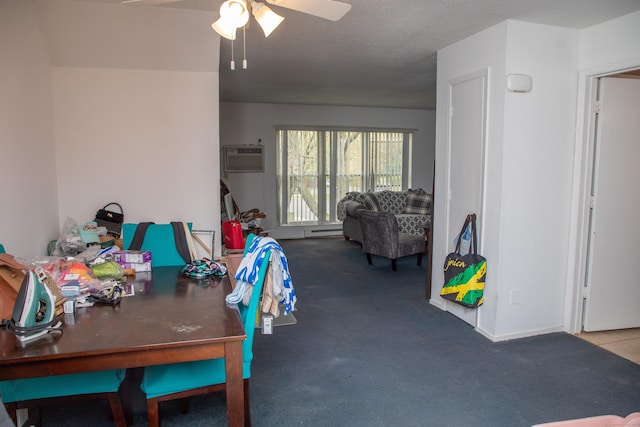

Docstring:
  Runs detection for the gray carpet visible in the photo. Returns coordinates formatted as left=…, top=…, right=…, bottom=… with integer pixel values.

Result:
left=38, top=238, right=640, bottom=426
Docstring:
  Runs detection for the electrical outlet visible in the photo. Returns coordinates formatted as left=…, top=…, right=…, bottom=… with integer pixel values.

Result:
left=510, top=289, right=519, bottom=305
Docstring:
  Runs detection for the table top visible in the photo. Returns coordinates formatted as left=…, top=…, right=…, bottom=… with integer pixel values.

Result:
left=0, top=267, right=246, bottom=378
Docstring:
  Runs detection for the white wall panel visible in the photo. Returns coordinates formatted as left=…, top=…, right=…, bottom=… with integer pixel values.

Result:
left=0, top=0, right=59, bottom=257
left=435, top=20, right=580, bottom=341
left=52, top=67, right=220, bottom=254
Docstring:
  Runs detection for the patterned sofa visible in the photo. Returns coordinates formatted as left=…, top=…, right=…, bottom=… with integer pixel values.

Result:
left=337, top=189, right=432, bottom=244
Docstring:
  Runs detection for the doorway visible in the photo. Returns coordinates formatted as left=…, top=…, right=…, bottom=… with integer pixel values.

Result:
left=579, top=69, right=640, bottom=333
left=444, top=70, right=488, bottom=327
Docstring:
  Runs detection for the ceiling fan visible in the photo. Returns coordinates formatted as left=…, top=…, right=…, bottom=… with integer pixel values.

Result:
left=121, top=0, right=350, bottom=70
left=122, top=0, right=351, bottom=38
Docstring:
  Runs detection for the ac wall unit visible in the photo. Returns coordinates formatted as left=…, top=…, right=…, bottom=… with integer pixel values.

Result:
left=223, top=145, right=264, bottom=173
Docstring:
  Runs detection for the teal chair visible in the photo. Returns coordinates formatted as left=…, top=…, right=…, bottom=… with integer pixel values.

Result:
left=122, top=222, right=193, bottom=267
left=0, top=245, right=126, bottom=427
left=1, top=371, right=126, bottom=426
left=141, top=234, right=269, bottom=427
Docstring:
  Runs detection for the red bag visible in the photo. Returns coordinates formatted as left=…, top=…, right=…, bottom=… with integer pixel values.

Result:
left=222, top=220, right=244, bottom=249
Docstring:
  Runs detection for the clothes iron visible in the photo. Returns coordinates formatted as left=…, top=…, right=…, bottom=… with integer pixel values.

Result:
left=9, top=270, right=61, bottom=342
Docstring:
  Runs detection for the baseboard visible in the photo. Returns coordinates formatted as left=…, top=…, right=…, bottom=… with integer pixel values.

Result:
left=476, top=325, right=565, bottom=342
left=430, top=298, right=565, bottom=342
left=429, top=298, right=446, bottom=311
left=303, top=229, right=342, bottom=237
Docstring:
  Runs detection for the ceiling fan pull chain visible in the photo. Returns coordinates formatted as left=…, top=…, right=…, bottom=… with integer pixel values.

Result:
left=243, top=26, right=248, bottom=69
left=230, top=37, right=236, bottom=70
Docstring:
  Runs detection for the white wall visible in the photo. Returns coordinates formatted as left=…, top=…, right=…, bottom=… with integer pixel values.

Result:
left=433, top=22, right=508, bottom=335
left=0, top=0, right=223, bottom=258
left=434, top=20, right=580, bottom=341
left=0, top=0, right=59, bottom=257
left=579, top=10, right=640, bottom=71
left=565, top=10, right=640, bottom=332
left=496, top=22, right=579, bottom=339
left=220, top=102, right=435, bottom=239
left=52, top=67, right=220, bottom=253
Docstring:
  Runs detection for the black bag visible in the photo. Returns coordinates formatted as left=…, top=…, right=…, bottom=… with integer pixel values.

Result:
left=95, top=203, right=124, bottom=237
left=440, top=213, right=486, bottom=308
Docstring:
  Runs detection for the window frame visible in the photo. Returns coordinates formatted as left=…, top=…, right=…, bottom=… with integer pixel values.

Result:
left=276, top=126, right=414, bottom=227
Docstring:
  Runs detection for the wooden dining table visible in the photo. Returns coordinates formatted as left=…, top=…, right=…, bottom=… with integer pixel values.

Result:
left=0, top=266, right=247, bottom=426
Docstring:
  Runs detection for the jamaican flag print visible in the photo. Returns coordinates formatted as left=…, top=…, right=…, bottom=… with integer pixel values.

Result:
left=440, top=214, right=486, bottom=308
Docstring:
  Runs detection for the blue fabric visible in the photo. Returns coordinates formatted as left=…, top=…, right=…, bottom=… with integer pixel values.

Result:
left=141, top=234, right=269, bottom=399
left=122, top=223, right=192, bottom=267
left=0, top=244, right=5, bottom=254
left=234, top=237, right=296, bottom=315
left=0, top=369, right=125, bottom=403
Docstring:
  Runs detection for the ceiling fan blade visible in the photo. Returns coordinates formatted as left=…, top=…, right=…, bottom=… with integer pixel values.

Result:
left=266, top=0, right=351, bottom=21
left=122, top=0, right=183, bottom=6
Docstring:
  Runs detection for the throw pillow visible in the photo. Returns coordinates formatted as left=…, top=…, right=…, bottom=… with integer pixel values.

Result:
left=377, top=191, right=407, bottom=214
left=404, top=189, right=432, bottom=215
left=361, top=192, right=381, bottom=212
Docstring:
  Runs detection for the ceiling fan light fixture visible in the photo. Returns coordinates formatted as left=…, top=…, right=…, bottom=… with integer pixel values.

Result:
left=219, top=0, right=250, bottom=28
left=212, top=17, right=238, bottom=40
left=251, top=1, right=284, bottom=37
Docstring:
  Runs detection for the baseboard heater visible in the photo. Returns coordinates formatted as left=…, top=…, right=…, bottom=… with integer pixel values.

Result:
left=304, top=229, right=342, bottom=237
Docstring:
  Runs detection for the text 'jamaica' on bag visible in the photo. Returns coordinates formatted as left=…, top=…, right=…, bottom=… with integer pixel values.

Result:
left=440, top=213, right=486, bottom=308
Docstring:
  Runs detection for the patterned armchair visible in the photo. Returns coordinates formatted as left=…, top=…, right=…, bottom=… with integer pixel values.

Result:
left=337, top=189, right=432, bottom=244
left=359, top=211, right=425, bottom=271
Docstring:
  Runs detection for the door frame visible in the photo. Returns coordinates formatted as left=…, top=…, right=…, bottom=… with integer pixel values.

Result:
left=566, top=57, right=640, bottom=334
left=437, top=69, right=488, bottom=327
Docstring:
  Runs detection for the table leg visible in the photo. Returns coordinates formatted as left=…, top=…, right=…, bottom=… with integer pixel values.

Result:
left=225, top=341, right=245, bottom=427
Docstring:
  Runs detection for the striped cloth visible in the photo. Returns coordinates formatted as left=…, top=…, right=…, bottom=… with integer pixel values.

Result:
left=225, top=237, right=297, bottom=316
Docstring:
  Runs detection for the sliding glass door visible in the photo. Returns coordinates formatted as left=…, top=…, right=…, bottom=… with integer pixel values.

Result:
left=277, top=127, right=412, bottom=226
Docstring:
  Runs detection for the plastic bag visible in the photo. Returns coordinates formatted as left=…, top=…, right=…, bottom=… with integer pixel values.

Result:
left=53, top=217, right=86, bottom=257
left=40, top=258, right=103, bottom=293
left=91, top=261, right=125, bottom=280
left=453, top=222, right=472, bottom=255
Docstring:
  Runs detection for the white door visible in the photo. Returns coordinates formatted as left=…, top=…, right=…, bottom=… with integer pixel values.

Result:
left=583, top=77, right=640, bottom=331
left=445, top=71, right=487, bottom=326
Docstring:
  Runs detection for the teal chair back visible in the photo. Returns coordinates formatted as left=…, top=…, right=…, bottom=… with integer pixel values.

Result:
left=0, top=244, right=5, bottom=254
left=141, top=234, right=270, bottom=401
left=122, top=223, right=193, bottom=267
left=237, top=234, right=268, bottom=376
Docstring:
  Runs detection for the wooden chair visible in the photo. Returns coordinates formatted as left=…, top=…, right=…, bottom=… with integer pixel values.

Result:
left=121, top=222, right=194, bottom=267
left=1, top=372, right=127, bottom=427
left=140, top=234, right=271, bottom=426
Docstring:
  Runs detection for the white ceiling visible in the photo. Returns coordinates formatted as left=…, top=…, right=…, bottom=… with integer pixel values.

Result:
left=52, top=0, right=640, bottom=109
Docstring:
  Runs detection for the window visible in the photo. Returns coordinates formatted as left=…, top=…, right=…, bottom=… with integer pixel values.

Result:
left=276, top=127, right=413, bottom=226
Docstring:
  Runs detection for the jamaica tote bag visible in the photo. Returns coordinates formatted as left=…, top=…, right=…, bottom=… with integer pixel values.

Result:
left=440, top=213, right=486, bottom=308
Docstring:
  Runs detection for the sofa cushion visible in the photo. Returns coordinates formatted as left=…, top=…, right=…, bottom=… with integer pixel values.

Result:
left=375, top=190, right=407, bottom=214
left=404, top=189, right=432, bottom=215
left=396, top=214, right=431, bottom=237
left=361, top=192, right=381, bottom=212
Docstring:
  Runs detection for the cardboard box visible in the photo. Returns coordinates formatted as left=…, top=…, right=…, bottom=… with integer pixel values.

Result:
left=118, top=261, right=152, bottom=272
left=0, top=254, right=26, bottom=321
left=114, top=250, right=152, bottom=264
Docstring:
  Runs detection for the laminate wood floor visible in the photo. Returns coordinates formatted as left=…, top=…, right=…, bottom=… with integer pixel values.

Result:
left=577, top=328, right=640, bottom=364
